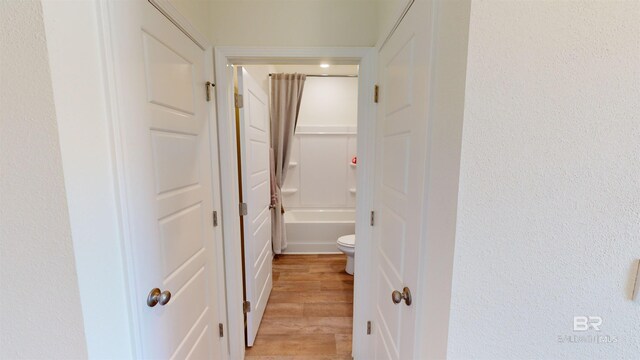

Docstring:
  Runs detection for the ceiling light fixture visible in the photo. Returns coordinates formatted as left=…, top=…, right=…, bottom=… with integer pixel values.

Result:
left=320, top=63, right=330, bottom=68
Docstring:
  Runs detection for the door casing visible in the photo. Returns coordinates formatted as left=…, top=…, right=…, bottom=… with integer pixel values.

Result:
left=214, top=47, right=377, bottom=360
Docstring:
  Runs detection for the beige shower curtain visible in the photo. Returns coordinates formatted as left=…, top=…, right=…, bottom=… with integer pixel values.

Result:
left=270, top=73, right=306, bottom=254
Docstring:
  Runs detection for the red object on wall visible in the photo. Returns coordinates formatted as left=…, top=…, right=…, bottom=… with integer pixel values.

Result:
left=351, top=156, right=357, bottom=164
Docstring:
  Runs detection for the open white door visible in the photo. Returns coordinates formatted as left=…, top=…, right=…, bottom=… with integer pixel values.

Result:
left=236, top=67, right=273, bottom=347
left=371, top=1, right=433, bottom=359
left=108, top=1, right=223, bottom=358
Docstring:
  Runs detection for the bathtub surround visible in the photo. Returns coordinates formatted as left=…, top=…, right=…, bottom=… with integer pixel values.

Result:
left=279, top=72, right=358, bottom=210
left=277, top=73, right=359, bottom=254
left=283, top=128, right=357, bottom=209
left=270, top=73, right=307, bottom=254
left=282, top=126, right=357, bottom=253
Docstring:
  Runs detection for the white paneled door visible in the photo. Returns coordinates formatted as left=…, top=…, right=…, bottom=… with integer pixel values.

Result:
left=109, top=1, right=223, bottom=359
left=236, top=67, right=273, bottom=347
left=371, top=1, right=433, bottom=359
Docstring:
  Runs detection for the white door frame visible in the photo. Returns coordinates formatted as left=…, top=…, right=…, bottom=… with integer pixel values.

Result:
left=213, top=46, right=377, bottom=359
left=64, top=0, right=230, bottom=358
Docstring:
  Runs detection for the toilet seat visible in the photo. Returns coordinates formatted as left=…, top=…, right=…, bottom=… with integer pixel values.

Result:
left=337, top=234, right=355, bottom=248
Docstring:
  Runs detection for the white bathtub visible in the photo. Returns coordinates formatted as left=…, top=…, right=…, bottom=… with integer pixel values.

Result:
left=284, top=209, right=355, bottom=253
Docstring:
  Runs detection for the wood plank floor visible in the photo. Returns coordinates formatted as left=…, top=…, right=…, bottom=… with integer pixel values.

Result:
left=245, top=254, right=354, bottom=360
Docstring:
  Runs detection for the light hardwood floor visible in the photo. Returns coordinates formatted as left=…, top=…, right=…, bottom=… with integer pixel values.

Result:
left=245, top=254, right=354, bottom=360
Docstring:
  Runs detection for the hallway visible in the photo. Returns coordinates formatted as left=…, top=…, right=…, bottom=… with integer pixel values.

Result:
left=245, top=254, right=354, bottom=359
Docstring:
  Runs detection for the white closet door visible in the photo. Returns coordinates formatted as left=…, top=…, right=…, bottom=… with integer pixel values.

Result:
left=109, top=1, right=223, bottom=358
left=371, top=0, right=433, bottom=359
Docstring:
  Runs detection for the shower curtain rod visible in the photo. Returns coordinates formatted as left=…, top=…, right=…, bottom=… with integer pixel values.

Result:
left=268, top=74, right=358, bottom=78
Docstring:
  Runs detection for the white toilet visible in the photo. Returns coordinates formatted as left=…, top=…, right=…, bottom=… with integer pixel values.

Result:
left=336, top=234, right=355, bottom=275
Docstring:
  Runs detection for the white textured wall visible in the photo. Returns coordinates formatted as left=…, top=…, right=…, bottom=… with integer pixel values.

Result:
left=377, top=0, right=411, bottom=44
left=170, top=0, right=379, bottom=46
left=298, top=77, right=359, bottom=128
left=208, top=0, right=378, bottom=46
left=0, top=1, right=88, bottom=358
left=170, top=0, right=378, bottom=46
left=449, top=1, right=640, bottom=359
left=168, top=0, right=212, bottom=38
left=240, top=68, right=359, bottom=124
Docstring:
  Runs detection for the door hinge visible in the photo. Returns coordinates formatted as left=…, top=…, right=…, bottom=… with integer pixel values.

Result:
left=243, top=300, right=251, bottom=313
left=239, top=202, right=248, bottom=216
left=370, top=211, right=375, bottom=226
left=235, top=93, right=244, bottom=108
left=206, top=81, right=215, bottom=102
left=374, top=84, right=379, bottom=103
left=218, top=323, right=224, bottom=337
left=367, top=321, right=372, bottom=335
left=212, top=211, right=218, bottom=227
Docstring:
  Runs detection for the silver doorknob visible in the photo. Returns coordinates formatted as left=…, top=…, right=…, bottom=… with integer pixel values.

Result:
left=147, top=288, right=171, bottom=307
left=391, top=287, right=412, bottom=306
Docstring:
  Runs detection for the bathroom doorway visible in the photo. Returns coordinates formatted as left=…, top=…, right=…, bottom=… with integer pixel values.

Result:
left=213, top=47, right=376, bottom=360
left=234, top=64, right=359, bottom=357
